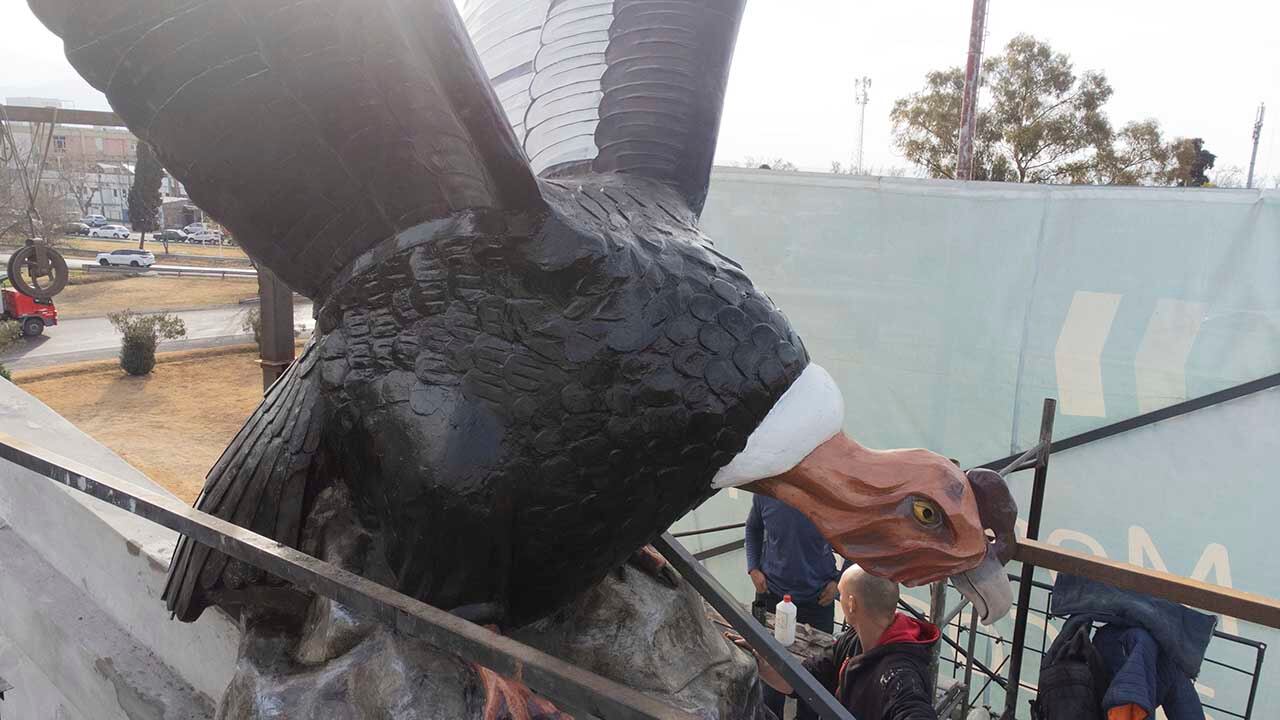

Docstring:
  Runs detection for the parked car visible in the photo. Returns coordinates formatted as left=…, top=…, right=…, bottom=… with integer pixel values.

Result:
left=96, top=249, right=156, bottom=268
left=154, top=228, right=189, bottom=244
left=80, top=214, right=107, bottom=227
left=188, top=229, right=223, bottom=244
left=183, top=222, right=214, bottom=235
left=89, top=224, right=131, bottom=239
left=63, top=222, right=90, bottom=236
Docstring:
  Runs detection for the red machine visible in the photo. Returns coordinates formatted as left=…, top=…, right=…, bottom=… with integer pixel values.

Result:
left=3, top=242, right=68, bottom=337
left=1, top=288, right=58, bottom=337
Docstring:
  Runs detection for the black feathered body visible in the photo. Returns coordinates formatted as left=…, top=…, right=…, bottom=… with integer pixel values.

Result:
left=169, top=175, right=808, bottom=624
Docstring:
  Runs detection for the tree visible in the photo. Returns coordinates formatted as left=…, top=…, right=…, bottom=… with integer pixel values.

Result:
left=127, top=141, right=162, bottom=249
left=1089, top=120, right=1173, bottom=186
left=830, top=161, right=912, bottom=177
left=1166, top=138, right=1216, bottom=187
left=1206, top=165, right=1244, bottom=189
left=892, top=35, right=1170, bottom=186
left=1, top=124, right=75, bottom=239
left=54, top=155, right=102, bottom=217
left=736, top=157, right=798, bottom=172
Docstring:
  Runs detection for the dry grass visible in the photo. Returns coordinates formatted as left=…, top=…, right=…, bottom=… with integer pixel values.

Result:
left=15, top=345, right=266, bottom=503
left=56, top=273, right=258, bottom=319
left=60, top=236, right=250, bottom=261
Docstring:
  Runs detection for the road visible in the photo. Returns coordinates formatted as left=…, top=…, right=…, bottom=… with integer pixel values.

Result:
left=0, top=252, right=256, bottom=278
left=0, top=304, right=314, bottom=370
left=2, top=252, right=255, bottom=277
left=63, top=233, right=254, bottom=264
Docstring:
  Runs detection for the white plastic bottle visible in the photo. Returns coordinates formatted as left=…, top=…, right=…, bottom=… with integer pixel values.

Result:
left=773, top=594, right=797, bottom=646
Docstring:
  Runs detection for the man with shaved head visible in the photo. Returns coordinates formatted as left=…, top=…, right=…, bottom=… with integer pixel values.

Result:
left=743, top=564, right=941, bottom=719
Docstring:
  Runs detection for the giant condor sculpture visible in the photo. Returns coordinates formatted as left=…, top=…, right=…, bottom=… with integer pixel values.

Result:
left=27, top=0, right=1016, bottom=638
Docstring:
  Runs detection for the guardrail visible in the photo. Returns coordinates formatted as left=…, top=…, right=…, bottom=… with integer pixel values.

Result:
left=84, top=265, right=256, bottom=280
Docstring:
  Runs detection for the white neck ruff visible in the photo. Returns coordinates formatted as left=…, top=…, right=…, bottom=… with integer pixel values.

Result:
left=711, top=363, right=845, bottom=489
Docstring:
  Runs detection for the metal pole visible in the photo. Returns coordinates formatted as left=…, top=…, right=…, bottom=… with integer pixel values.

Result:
left=1244, top=641, right=1266, bottom=719
left=257, top=265, right=295, bottom=390
left=653, top=533, right=857, bottom=720
left=0, top=432, right=695, bottom=720
left=853, top=77, right=871, bottom=174
left=955, top=0, right=989, bottom=181
left=1001, top=398, right=1056, bottom=719
left=961, top=609, right=980, bottom=716
left=927, top=581, right=947, bottom=694
left=1246, top=103, right=1265, bottom=189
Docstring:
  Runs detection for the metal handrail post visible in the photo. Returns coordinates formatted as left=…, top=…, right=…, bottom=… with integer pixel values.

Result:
left=1244, top=642, right=1267, bottom=719
left=654, top=533, right=857, bottom=720
left=1001, top=398, right=1056, bottom=719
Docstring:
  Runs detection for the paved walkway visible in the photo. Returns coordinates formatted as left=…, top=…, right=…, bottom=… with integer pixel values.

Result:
left=0, top=304, right=314, bottom=370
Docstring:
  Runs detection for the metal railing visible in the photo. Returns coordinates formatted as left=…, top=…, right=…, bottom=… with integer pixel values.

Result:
left=926, top=574, right=1267, bottom=719
left=682, top=388, right=1280, bottom=719
left=0, top=432, right=696, bottom=720
left=0, top=429, right=865, bottom=720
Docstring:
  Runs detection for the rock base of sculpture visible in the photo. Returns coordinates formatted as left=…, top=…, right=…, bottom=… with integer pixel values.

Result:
left=217, top=565, right=769, bottom=719
left=216, top=489, right=768, bottom=719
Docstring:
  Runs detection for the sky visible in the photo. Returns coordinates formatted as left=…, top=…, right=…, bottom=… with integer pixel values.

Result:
left=3, top=0, right=1277, bottom=183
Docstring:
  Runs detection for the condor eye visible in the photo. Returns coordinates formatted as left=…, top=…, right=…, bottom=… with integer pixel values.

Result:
left=912, top=498, right=943, bottom=528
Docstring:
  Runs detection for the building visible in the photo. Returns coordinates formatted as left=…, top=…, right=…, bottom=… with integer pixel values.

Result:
left=2, top=97, right=187, bottom=224
left=160, top=196, right=205, bottom=229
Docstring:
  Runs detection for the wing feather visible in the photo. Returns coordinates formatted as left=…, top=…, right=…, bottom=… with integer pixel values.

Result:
left=463, top=0, right=747, bottom=214
left=162, top=342, right=329, bottom=622
left=29, top=0, right=546, bottom=298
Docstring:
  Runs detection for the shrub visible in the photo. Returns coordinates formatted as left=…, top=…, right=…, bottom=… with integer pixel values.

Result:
left=107, top=311, right=187, bottom=376
left=0, top=320, right=20, bottom=381
left=0, top=320, right=22, bottom=352
left=240, top=307, right=262, bottom=350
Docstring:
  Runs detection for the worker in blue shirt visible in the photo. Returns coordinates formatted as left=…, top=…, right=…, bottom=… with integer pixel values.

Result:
left=746, top=495, right=842, bottom=720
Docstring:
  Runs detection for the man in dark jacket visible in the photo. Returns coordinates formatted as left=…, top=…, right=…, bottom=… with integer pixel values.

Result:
left=743, top=564, right=939, bottom=720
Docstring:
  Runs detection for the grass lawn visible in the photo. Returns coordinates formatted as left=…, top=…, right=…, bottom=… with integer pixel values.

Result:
left=60, top=235, right=250, bottom=261
left=15, top=345, right=267, bottom=503
left=55, top=273, right=259, bottom=319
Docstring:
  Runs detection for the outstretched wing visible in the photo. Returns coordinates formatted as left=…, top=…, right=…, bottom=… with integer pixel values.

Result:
left=162, top=342, right=327, bottom=622
left=463, top=0, right=747, bottom=215
left=28, top=0, right=546, bottom=299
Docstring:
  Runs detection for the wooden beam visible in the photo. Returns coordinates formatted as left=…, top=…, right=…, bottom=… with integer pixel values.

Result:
left=1014, top=539, right=1280, bottom=629
left=256, top=266, right=296, bottom=390
left=0, top=105, right=125, bottom=127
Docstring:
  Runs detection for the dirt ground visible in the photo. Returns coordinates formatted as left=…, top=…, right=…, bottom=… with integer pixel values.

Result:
left=55, top=273, right=259, bottom=318
left=15, top=346, right=266, bottom=503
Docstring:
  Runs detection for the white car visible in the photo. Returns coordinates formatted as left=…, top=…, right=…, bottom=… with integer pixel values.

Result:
left=184, top=222, right=214, bottom=235
left=96, top=248, right=156, bottom=268
left=188, top=229, right=224, bottom=244
left=89, top=224, right=131, bottom=239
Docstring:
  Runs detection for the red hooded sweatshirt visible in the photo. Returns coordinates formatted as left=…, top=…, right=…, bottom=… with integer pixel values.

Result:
left=800, top=612, right=942, bottom=720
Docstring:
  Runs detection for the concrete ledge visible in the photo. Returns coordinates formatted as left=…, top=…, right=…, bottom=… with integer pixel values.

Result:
left=0, top=525, right=214, bottom=719
left=0, top=380, right=238, bottom=712
left=0, top=631, right=84, bottom=720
